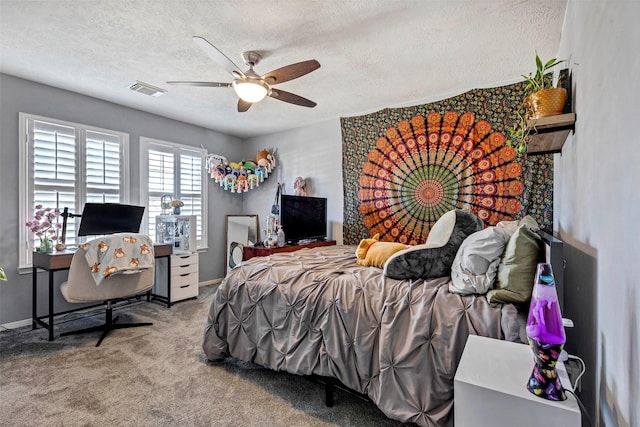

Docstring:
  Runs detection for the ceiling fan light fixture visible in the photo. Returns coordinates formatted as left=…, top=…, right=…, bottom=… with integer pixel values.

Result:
left=232, top=79, right=270, bottom=103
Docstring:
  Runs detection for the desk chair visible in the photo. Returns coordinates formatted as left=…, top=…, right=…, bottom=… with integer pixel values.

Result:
left=59, top=247, right=154, bottom=347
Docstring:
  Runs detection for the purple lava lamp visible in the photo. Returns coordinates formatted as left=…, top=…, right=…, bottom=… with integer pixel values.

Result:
left=525, top=262, right=567, bottom=401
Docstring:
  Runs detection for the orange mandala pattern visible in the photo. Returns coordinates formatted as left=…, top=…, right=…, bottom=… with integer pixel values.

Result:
left=358, top=112, right=524, bottom=244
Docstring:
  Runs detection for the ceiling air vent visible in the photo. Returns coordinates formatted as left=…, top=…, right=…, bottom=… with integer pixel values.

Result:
left=128, top=81, right=166, bottom=97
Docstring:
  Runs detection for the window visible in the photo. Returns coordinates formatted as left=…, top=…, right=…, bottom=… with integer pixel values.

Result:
left=140, top=137, right=207, bottom=250
left=19, top=113, right=129, bottom=269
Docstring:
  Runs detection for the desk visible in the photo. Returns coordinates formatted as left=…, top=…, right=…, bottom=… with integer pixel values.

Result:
left=32, top=243, right=173, bottom=341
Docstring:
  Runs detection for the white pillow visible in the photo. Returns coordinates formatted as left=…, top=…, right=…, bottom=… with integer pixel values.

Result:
left=425, top=209, right=456, bottom=246
left=449, top=226, right=514, bottom=295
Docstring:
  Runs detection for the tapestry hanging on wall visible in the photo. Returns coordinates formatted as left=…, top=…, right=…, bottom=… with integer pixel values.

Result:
left=341, top=82, right=553, bottom=245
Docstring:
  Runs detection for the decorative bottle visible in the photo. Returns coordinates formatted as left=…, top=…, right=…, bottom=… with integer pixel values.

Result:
left=525, top=262, right=567, bottom=401
left=277, top=225, right=285, bottom=247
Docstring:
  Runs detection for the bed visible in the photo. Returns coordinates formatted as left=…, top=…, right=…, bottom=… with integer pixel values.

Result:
left=203, top=211, right=560, bottom=426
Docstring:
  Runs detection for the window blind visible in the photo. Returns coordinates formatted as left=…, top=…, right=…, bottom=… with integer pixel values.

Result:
left=141, top=138, right=206, bottom=249
left=19, top=113, right=128, bottom=268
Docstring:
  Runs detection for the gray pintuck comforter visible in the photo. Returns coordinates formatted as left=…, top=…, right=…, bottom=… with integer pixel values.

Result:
left=203, top=245, right=521, bottom=426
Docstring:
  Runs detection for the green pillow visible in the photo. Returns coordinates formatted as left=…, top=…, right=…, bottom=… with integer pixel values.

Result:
left=486, top=216, right=543, bottom=305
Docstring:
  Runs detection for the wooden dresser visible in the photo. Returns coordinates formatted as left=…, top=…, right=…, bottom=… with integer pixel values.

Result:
left=242, top=240, right=337, bottom=261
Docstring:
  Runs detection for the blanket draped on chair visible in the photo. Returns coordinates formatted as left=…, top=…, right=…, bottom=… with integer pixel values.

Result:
left=80, top=233, right=154, bottom=285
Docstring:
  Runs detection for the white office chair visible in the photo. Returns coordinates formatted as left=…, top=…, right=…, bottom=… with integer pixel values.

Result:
left=59, top=247, right=154, bottom=347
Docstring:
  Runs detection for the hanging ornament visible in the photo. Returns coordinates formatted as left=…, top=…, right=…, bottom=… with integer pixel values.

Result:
left=206, top=149, right=276, bottom=193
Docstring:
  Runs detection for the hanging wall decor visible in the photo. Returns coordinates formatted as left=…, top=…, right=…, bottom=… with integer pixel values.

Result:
left=356, top=112, right=523, bottom=245
left=341, top=82, right=554, bottom=245
left=205, top=149, right=276, bottom=193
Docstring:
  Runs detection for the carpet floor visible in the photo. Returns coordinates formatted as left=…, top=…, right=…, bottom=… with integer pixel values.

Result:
left=0, top=285, right=406, bottom=426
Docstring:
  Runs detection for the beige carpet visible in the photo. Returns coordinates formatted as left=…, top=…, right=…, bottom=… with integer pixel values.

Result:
left=0, top=285, right=406, bottom=426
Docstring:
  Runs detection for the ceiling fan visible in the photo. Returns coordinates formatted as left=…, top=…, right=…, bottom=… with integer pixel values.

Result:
left=167, top=36, right=321, bottom=112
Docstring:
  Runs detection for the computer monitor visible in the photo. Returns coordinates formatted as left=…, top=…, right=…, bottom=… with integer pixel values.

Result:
left=77, top=203, right=145, bottom=236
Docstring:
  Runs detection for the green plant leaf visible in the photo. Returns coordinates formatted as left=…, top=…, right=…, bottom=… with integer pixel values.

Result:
left=544, top=57, right=559, bottom=69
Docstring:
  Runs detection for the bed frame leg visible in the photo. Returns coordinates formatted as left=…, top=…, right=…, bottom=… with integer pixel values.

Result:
left=325, top=380, right=334, bottom=407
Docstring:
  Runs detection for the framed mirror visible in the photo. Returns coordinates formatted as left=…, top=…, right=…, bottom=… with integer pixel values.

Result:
left=225, top=214, right=259, bottom=275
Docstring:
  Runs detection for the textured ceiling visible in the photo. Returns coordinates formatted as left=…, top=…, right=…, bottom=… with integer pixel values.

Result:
left=0, top=0, right=567, bottom=138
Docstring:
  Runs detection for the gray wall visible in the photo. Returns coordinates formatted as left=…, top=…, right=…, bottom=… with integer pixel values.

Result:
left=0, top=74, right=245, bottom=325
left=242, top=120, right=344, bottom=245
left=555, top=2, right=640, bottom=426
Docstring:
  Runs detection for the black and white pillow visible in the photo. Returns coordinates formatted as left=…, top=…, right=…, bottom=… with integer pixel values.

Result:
left=383, top=209, right=484, bottom=280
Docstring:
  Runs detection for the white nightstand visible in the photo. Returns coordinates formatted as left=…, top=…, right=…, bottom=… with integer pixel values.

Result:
left=454, top=335, right=581, bottom=427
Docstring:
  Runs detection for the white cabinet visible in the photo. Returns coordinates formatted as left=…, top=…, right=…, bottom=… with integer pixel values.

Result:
left=454, top=335, right=581, bottom=427
left=153, top=253, right=199, bottom=303
left=154, top=215, right=199, bottom=304
left=169, top=253, right=199, bottom=302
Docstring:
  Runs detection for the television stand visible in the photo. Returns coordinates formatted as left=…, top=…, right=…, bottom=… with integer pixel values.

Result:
left=242, top=240, right=336, bottom=261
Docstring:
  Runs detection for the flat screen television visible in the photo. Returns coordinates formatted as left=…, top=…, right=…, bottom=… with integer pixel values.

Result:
left=280, top=195, right=327, bottom=244
left=77, top=203, right=145, bottom=236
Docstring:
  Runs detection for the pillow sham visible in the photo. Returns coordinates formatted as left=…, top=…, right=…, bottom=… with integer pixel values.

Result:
left=383, top=209, right=484, bottom=280
left=449, top=226, right=514, bottom=295
left=486, top=216, right=544, bottom=305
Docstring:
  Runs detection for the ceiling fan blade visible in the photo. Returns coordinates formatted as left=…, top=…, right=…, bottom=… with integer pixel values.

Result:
left=269, top=89, right=317, bottom=108
left=263, top=60, right=320, bottom=85
left=237, top=99, right=252, bottom=112
left=166, top=81, right=230, bottom=87
left=192, top=36, right=245, bottom=79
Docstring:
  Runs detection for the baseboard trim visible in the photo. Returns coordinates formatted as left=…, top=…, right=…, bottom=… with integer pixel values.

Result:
left=199, top=278, right=223, bottom=287
left=1, top=318, right=32, bottom=331
left=1, top=279, right=224, bottom=331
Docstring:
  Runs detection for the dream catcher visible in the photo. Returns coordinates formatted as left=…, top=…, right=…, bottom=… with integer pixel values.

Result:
left=358, top=112, right=524, bottom=245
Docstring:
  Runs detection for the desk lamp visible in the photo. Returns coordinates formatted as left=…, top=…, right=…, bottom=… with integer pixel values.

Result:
left=60, top=207, right=82, bottom=246
left=525, top=262, right=567, bottom=401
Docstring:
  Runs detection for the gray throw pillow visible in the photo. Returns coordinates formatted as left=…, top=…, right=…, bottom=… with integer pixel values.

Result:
left=449, top=226, right=514, bottom=295
left=486, top=216, right=544, bottom=304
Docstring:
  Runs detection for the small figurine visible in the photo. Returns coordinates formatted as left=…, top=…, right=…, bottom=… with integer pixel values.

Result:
left=224, top=174, right=237, bottom=192
left=293, top=176, right=307, bottom=196
left=247, top=173, right=259, bottom=189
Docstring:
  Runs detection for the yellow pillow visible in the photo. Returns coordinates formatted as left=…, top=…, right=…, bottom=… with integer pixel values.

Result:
left=356, top=233, right=409, bottom=268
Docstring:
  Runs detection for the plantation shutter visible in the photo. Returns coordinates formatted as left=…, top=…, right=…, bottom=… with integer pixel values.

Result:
left=20, top=113, right=129, bottom=268
left=85, top=130, right=123, bottom=204
left=142, top=138, right=206, bottom=249
left=32, top=120, right=77, bottom=247
left=147, top=149, right=175, bottom=241
left=179, top=151, right=204, bottom=242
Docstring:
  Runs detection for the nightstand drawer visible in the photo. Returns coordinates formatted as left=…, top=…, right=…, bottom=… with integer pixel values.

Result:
left=170, top=281, right=198, bottom=302
left=171, top=261, right=199, bottom=276
left=171, top=270, right=198, bottom=288
left=172, top=253, right=198, bottom=266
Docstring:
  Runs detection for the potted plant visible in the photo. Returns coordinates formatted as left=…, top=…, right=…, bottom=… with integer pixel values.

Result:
left=25, top=205, right=62, bottom=253
left=522, top=54, right=566, bottom=118
left=506, top=108, right=534, bottom=154
left=171, top=199, right=184, bottom=215
left=506, top=54, right=566, bottom=152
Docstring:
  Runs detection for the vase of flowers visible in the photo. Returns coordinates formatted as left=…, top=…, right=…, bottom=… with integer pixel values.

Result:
left=26, top=205, right=61, bottom=253
left=171, top=199, right=184, bottom=215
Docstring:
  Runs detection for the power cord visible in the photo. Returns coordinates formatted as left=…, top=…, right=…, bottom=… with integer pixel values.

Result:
left=564, top=388, right=593, bottom=427
left=567, top=354, right=586, bottom=391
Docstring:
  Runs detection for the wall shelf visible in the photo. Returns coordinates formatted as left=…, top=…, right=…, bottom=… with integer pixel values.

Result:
left=526, top=113, right=576, bottom=155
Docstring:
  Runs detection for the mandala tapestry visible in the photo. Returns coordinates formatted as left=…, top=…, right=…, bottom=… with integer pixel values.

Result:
left=341, top=82, right=553, bottom=245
